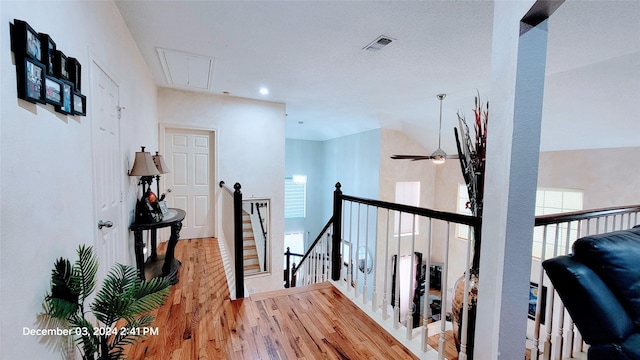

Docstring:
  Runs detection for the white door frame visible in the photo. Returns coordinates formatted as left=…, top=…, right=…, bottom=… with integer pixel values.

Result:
left=159, top=124, right=218, bottom=238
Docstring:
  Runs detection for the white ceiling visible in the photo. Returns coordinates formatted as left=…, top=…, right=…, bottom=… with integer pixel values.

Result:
left=115, top=0, right=639, bottom=153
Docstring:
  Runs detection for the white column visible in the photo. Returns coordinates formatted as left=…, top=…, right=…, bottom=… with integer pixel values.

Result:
left=475, top=1, right=550, bottom=359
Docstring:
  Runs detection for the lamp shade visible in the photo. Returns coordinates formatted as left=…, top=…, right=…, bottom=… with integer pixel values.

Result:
left=152, top=152, right=171, bottom=174
left=129, top=147, right=160, bottom=176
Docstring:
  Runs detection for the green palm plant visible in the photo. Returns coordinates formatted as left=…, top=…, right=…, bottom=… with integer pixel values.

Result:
left=42, top=245, right=170, bottom=360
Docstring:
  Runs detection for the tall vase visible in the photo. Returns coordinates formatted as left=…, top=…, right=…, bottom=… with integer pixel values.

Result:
left=452, top=269, right=479, bottom=360
left=452, top=224, right=481, bottom=359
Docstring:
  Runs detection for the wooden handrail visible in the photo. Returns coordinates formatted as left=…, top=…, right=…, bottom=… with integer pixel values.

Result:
left=342, top=194, right=481, bottom=227
left=256, top=203, right=269, bottom=271
left=219, top=180, right=234, bottom=195
left=535, top=204, right=640, bottom=226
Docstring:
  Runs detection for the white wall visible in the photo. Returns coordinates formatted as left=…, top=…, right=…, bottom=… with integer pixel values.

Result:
left=156, top=88, right=286, bottom=294
left=0, top=1, right=158, bottom=359
left=322, top=129, right=381, bottom=206
left=285, top=139, right=326, bottom=245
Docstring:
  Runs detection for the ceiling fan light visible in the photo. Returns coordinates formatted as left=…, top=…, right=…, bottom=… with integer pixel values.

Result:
left=431, top=148, right=447, bottom=164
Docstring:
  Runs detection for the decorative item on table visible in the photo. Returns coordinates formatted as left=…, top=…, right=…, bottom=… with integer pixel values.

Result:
left=129, top=146, right=163, bottom=223
left=152, top=151, right=171, bottom=217
left=451, top=91, right=488, bottom=360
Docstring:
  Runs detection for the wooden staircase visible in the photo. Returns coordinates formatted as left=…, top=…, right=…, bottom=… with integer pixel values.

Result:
left=242, top=210, right=262, bottom=275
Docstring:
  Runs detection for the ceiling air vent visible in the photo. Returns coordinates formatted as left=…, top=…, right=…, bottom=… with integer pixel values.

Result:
left=363, top=35, right=395, bottom=52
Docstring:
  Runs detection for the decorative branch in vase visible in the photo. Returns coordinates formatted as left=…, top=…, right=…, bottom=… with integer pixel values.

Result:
left=451, top=92, right=488, bottom=360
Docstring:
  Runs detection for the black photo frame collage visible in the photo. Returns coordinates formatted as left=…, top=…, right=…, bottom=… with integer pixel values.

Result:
left=10, top=19, right=86, bottom=116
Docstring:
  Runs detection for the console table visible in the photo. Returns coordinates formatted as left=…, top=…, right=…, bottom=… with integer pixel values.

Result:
left=130, top=208, right=186, bottom=284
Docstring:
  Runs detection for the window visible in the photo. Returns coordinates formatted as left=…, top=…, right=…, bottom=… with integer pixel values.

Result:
left=532, top=188, right=583, bottom=259
left=285, top=175, right=306, bottom=218
left=284, top=232, right=305, bottom=268
left=394, top=181, right=420, bottom=236
left=455, top=185, right=584, bottom=258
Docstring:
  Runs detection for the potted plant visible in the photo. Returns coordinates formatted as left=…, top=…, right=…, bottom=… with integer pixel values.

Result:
left=40, top=245, right=170, bottom=360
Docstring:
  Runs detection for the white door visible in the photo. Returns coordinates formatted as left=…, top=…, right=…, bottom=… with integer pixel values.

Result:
left=92, top=61, right=124, bottom=281
left=164, top=128, right=215, bottom=239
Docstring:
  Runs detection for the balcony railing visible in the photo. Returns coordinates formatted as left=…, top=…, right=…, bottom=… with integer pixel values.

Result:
left=530, top=205, right=640, bottom=359
left=289, top=183, right=480, bottom=359
left=288, top=182, right=640, bottom=359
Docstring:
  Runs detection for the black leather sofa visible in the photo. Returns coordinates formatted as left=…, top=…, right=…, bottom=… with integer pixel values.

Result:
left=542, top=226, right=640, bottom=360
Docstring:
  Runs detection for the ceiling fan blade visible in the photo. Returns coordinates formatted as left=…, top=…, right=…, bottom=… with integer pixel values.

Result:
left=391, top=154, right=433, bottom=160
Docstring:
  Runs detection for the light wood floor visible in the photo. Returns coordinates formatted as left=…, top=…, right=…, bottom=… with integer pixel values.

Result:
left=126, top=238, right=418, bottom=359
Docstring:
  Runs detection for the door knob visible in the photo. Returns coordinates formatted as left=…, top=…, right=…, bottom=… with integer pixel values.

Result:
left=98, top=220, right=113, bottom=229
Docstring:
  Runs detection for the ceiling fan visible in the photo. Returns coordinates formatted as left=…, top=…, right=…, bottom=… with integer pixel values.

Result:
left=391, top=93, right=458, bottom=164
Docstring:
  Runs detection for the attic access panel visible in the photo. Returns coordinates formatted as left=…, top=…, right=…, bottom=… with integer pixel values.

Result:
left=157, top=48, right=215, bottom=91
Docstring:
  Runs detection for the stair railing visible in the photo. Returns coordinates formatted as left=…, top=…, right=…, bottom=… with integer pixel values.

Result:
left=287, top=217, right=334, bottom=288
left=219, top=181, right=244, bottom=299
left=283, top=247, right=304, bottom=288
left=530, top=205, right=640, bottom=360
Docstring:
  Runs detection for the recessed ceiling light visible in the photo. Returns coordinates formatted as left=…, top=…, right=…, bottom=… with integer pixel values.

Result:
left=259, top=87, right=269, bottom=95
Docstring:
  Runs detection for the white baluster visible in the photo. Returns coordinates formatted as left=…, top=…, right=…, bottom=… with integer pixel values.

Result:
left=421, top=218, right=433, bottom=353
left=406, top=215, right=416, bottom=340
left=363, top=205, right=370, bottom=305
left=544, top=224, right=562, bottom=360
left=372, top=206, right=379, bottom=313
left=341, top=200, right=348, bottom=288
left=382, top=210, right=390, bottom=320
left=533, top=225, right=549, bottom=360
left=438, top=222, right=450, bottom=360
left=355, top=204, right=361, bottom=299
left=394, top=211, right=402, bottom=330
left=566, top=321, right=575, bottom=358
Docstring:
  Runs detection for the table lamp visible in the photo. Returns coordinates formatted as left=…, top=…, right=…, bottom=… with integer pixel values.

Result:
left=129, top=146, right=160, bottom=195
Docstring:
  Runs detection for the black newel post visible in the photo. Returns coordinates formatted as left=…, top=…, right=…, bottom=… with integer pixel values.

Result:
left=233, top=182, right=244, bottom=298
left=284, top=247, right=291, bottom=288
left=291, top=263, right=297, bottom=287
left=331, top=182, right=342, bottom=281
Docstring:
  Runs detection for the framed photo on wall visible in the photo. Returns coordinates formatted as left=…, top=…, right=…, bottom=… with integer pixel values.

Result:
left=10, top=18, right=88, bottom=116
left=11, top=19, right=42, bottom=62
left=55, top=80, right=73, bottom=115
left=44, top=76, right=63, bottom=106
left=53, top=50, right=69, bottom=80
left=72, top=91, right=86, bottom=116
left=38, top=33, right=56, bottom=76
left=68, top=57, right=81, bottom=91
left=16, top=57, right=45, bottom=103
